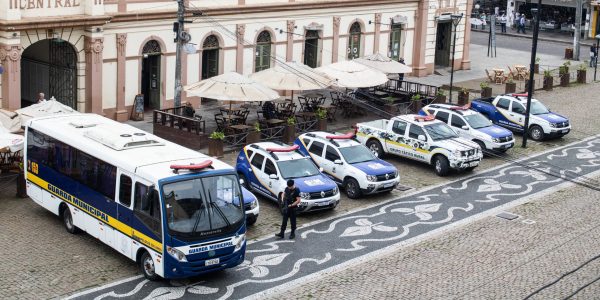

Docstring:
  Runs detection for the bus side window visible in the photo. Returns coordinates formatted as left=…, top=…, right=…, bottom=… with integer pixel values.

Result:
left=134, top=182, right=161, bottom=236
left=119, top=174, right=132, bottom=207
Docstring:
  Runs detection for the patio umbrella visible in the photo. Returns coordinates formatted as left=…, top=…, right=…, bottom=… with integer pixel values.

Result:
left=315, top=60, right=389, bottom=88
left=249, top=62, right=334, bottom=91
left=184, top=72, right=280, bottom=102
left=354, top=53, right=413, bottom=75
left=0, top=109, right=22, bottom=133
left=15, top=97, right=79, bottom=127
left=0, top=126, right=24, bottom=153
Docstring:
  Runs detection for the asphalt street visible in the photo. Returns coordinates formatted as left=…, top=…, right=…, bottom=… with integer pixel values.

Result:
left=470, top=30, right=569, bottom=57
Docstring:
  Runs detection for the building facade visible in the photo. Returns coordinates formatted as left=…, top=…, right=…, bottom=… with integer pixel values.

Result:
left=0, top=0, right=472, bottom=121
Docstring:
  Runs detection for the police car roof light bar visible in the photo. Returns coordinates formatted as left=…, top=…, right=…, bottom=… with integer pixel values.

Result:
left=325, top=132, right=355, bottom=140
left=449, top=103, right=471, bottom=111
left=511, top=93, right=528, bottom=97
left=414, top=115, right=435, bottom=122
left=170, top=160, right=213, bottom=174
left=266, top=144, right=300, bottom=152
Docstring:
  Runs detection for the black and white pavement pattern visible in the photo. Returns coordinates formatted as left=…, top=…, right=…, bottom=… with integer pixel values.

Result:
left=68, top=136, right=600, bottom=300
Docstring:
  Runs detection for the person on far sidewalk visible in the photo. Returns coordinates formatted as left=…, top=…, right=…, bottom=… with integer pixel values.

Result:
left=590, top=44, right=598, bottom=68
left=517, top=15, right=526, bottom=34
left=499, top=13, right=507, bottom=33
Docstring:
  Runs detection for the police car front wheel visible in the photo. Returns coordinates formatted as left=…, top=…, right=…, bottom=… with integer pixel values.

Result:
left=433, top=155, right=450, bottom=176
left=529, top=125, right=545, bottom=141
left=344, top=178, right=362, bottom=199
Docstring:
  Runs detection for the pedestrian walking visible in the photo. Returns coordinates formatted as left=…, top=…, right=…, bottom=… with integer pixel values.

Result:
left=590, top=43, right=598, bottom=68
left=37, top=92, right=47, bottom=103
left=480, top=13, right=486, bottom=30
left=275, top=179, right=301, bottom=239
left=517, top=15, right=526, bottom=34
left=398, top=58, right=405, bottom=81
left=513, top=12, right=520, bottom=31
left=499, top=13, right=507, bottom=33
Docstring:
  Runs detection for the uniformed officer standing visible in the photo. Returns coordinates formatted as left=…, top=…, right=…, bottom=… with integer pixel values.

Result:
left=275, top=180, right=301, bottom=239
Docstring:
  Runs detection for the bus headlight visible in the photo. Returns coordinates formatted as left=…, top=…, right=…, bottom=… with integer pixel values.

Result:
left=234, top=234, right=246, bottom=251
left=167, top=246, right=188, bottom=262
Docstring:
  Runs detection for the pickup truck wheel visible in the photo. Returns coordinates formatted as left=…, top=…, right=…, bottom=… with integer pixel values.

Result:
left=344, top=178, right=362, bottom=199
left=366, top=140, right=384, bottom=158
left=433, top=155, right=450, bottom=177
left=529, top=125, right=545, bottom=141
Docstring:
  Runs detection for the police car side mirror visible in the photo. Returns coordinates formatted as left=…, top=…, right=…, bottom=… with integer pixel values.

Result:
left=417, top=135, right=426, bottom=142
left=319, top=167, right=324, bottom=172
left=461, top=125, right=469, bottom=130
left=239, top=178, right=245, bottom=185
left=334, top=159, right=343, bottom=165
left=269, top=174, right=278, bottom=180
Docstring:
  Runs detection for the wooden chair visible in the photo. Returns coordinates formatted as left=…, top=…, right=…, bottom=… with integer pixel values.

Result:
left=214, top=113, right=230, bottom=134
left=485, top=69, right=495, bottom=82
left=507, top=66, right=517, bottom=78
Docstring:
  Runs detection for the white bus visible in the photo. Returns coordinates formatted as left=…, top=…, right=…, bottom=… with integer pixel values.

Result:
left=24, top=113, right=252, bottom=280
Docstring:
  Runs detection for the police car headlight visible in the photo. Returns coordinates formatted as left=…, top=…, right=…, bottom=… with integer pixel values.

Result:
left=366, top=175, right=378, bottom=182
left=454, top=150, right=462, bottom=157
left=234, top=234, right=246, bottom=252
left=167, top=246, right=188, bottom=262
left=492, top=138, right=500, bottom=143
left=250, top=199, right=258, bottom=209
left=332, top=186, right=339, bottom=195
left=300, top=192, right=311, bottom=199
left=549, top=123, right=556, bottom=128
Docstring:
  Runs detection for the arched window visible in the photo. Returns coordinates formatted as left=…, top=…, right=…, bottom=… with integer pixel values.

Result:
left=202, top=35, right=220, bottom=79
left=389, top=23, right=403, bottom=61
left=142, top=40, right=162, bottom=55
left=304, top=30, right=321, bottom=68
left=255, top=31, right=272, bottom=72
left=348, top=22, right=362, bottom=59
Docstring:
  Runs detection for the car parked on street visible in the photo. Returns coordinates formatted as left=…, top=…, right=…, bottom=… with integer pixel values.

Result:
left=355, top=114, right=483, bottom=176
left=294, top=131, right=400, bottom=199
left=420, top=103, right=515, bottom=153
left=471, top=93, right=570, bottom=141
left=236, top=142, right=340, bottom=212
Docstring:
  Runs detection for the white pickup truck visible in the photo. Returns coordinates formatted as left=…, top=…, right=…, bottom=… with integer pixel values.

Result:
left=355, top=114, right=483, bottom=176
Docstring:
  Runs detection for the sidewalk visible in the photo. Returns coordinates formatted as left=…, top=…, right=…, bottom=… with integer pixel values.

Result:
left=471, top=27, right=595, bottom=47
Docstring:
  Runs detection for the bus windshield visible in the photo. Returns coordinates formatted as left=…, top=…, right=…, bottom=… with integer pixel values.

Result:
left=162, top=174, right=244, bottom=238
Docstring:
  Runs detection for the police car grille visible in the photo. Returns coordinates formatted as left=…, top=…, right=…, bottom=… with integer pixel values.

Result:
left=555, top=122, right=569, bottom=128
left=376, top=172, right=396, bottom=181
left=499, top=136, right=513, bottom=143
left=309, top=189, right=336, bottom=199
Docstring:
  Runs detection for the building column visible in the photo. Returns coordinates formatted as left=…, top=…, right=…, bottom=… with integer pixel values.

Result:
left=374, top=13, right=382, bottom=53
left=461, top=0, right=473, bottom=70
left=84, top=36, right=104, bottom=114
left=286, top=20, right=295, bottom=62
left=236, top=24, right=245, bottom=74
left=332, top=16, right=340, bottom=63
left=0, top=44, right=22, bottom=111
left=411, top=0, right=429, bottom=77
left=115, top=34, right=128, bottom=121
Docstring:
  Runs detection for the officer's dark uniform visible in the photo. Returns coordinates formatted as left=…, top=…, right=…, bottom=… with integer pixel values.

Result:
left=277, top=186, right=300, bottom=239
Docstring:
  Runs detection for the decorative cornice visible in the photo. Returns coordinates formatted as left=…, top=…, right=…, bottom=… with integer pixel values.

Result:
left=333, top=16, right=341, bottom=31
left=0, top=15, right=111, bottom=31
left=85, top=37, right=104, bottom=63
left=0, top=45, right=21, bottom=62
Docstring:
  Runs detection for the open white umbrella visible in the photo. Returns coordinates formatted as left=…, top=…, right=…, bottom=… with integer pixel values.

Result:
left=0, top=126, right=24, bottom=153
left=249, top=62, right=334, bottom=91
left=0, top=109, right=22, bottom=133
left=15, top=98, right=78, bottom=127
left=316, top=61, right=388, bottom=88
left=354, top=53, right=413, bottom=74
left=184, top=72, right=280, bottom=102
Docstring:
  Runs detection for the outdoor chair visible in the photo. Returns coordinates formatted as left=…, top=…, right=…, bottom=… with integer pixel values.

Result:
left=485, top=69, right=495, bottom=82
left=507, top=66, right=517, bottom=78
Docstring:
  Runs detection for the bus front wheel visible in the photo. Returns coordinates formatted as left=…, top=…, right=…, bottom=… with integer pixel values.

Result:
left=61, top=205, right=79, bottom=234
left=140, top=251, right=160, bottom=281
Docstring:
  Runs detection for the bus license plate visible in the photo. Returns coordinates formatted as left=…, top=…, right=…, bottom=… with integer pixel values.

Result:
left=205, top=258, right=220, bottom=266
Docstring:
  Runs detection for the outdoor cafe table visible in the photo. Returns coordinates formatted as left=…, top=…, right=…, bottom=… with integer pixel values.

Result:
left=296, top=111, right=316, bottom=121
left=222, top=115, right=242, bottom=122
left=220, top=107, right=243, bottom=114
left=493, top=68, right=505, bottom=84
left=230, top=124, right=252, bottom=133
left=264, top=119, right=285, bottom=127
left=514, top=65, right=529, bottom=80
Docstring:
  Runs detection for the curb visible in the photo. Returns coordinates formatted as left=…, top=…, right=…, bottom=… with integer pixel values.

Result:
left=471, top=29, right=594, bottom=47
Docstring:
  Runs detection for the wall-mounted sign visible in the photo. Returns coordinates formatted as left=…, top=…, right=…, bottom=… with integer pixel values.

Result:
left=9, top=0, right=81, bottom=10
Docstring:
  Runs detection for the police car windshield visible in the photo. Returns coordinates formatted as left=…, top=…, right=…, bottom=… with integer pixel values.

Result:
left=277, top=158, right=321, bottom=179
left=424, top=123, right=458, bottom=141
left=162, top=174, right=244, bottom=237
left=530, top=101, right=550, bottom=115
left=463, top=114, right=492, bottom=129
left=339, top=145, right=376, bottom=164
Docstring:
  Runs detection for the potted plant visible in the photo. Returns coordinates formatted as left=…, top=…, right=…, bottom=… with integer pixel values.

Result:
left=505, top=76, right=517, bottom=94
left=246, top=122, right=262, bottom=144
left=411, top=94, right=422, bottom=113
left=559, top=63, right=570, bottom=87
left=480, top=81, right=492, bottom=98
left=577, top=64, right=587, bottom=84
left=434, top=89, right=447, bottom=104
left=543, top=69, right=553, bottom=91
left=315, top=108, right=328, bottom=131
left=283, top=116, right=297, bottom=144
left=383, top=97, right=396, bottom=115
left=534, top=57, right=540, bottom=74
left=457, top=87, right=469, bottom=105
left=208, top=131, right=225, bottom=157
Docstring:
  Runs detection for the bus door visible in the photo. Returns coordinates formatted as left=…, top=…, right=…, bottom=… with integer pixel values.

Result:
left=116, top=170, right=135, bottom=259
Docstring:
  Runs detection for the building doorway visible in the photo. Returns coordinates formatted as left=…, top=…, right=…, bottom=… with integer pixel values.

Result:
left=141, top=40, right=162, bottom=110
left=434, top=21, right=452, bottom=68
left=21, top=39, right=77, bottom=108
left=304, top=30, right=320, bottom=68
left=202, top=35, right=220, bottom=79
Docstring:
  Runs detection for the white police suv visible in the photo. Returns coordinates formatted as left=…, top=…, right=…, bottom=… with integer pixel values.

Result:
left=294, top=131, right=399, bottom=199
left=420, top=103, right=515, bottom=152
left=235, top=142, right=340, bottom=212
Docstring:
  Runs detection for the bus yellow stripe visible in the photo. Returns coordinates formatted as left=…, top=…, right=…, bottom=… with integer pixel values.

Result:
left=27, top=173, right=163, bottom=253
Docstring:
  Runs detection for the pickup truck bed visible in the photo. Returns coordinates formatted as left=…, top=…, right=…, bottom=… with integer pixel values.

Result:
left=359, top=119, right=389, bottom=131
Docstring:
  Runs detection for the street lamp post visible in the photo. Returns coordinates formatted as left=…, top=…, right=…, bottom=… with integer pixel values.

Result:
left=522, top=3, right=541, bottom=148
left=448, top=13, right=463, bottom=104
left=595, top=34, right=600, bottom=82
